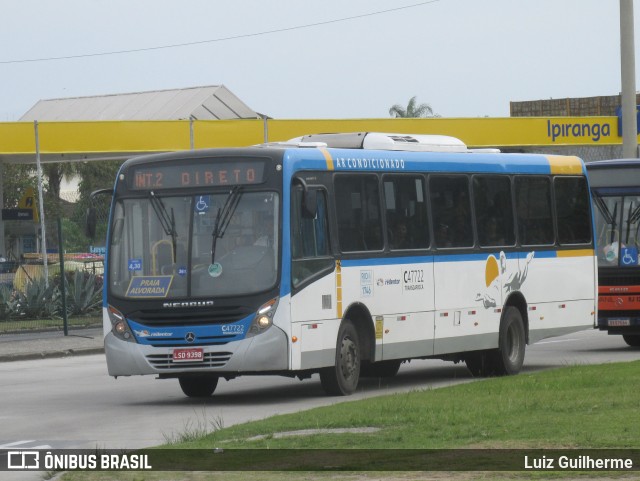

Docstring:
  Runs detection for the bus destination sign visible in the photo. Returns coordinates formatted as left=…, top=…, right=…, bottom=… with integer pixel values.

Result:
left=129, top=160, right=266, bottom=190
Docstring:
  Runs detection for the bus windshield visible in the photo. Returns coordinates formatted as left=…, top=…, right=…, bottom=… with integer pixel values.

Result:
left=593, top=192, right=640, bottom=267
left=109, top=190, right=279, bottom=298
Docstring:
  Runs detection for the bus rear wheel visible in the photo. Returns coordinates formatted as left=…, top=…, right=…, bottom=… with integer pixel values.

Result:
left=178, top=375, right=219, bottom=397
left=320, top=320, right=361, bottom=396
left=623, top=334, right=640, bottom=347
left=492, top=306, right=526, bottom=375
left=465, top=307, right=525, bottom=377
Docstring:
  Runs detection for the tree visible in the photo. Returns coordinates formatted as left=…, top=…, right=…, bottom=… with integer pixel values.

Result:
left=1, top=163, right=36, bottom=208
left=43, top=162, right=78, bottom=220
left=1, top=159, right=120, bottom=253
left=389, top=96, right=438, bottom=118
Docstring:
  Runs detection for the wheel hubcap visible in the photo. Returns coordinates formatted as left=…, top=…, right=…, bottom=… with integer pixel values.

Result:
left=506, top=324, right=521, bottom=363
left=340, top=337, right=358, bottom=379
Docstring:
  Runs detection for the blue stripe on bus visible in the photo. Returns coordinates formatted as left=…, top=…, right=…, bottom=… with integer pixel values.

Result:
left=128, top=315, right=254, bottom=346
left=280, top=155, right=295, bottom=298
left=284, top=148, right=556, bottom=175
left=341, top=256, right=432, bottom=267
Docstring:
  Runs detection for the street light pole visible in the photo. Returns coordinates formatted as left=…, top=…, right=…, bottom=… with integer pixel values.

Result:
left=620, top=0, right=638, bottom=158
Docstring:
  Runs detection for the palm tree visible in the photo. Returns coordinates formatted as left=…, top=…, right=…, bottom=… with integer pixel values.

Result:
left=389, top=96, right=437, bottom=118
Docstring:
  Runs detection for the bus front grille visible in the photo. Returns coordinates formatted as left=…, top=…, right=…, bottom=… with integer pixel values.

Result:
left=146, top=351, right=233, bottom=369
left=129, top=306, right=252, bottom=326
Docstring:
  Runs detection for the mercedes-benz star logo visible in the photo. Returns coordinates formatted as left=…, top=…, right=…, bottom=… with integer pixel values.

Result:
left=185, top=332, right=196, bottom=343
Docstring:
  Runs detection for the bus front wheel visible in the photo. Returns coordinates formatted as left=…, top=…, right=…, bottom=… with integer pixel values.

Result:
left=320, top=320, right=361, bottom=396
left=178, top=375, right=219, bottom=397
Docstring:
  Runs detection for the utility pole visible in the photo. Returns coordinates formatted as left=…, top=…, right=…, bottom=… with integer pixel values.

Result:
left=620, top=0, right=638, bottom=158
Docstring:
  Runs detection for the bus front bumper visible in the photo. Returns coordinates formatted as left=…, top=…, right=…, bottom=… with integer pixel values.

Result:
left=104, top=325, right=289, bottom=376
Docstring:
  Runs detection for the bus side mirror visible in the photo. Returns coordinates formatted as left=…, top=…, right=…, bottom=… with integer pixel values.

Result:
left=303, top=188, right=318, bottom=218
left=294, top=177, right=318, bottom=218
left=85, top=206, right=97, bottom=239
left=85, top=188, right=113, bottom=240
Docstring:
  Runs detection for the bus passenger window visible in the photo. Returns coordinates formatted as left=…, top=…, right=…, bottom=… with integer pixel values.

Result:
left=554, top=177, right=592, bottom=245
left=515, top=176, right=554, bottom=245
left=334, top=175, right=383, bottom=252
left=473, top=176, right=515, bottom=247
left=384, top=175, right=429, bottom=250
left=430, top=175, right=473, bottom=248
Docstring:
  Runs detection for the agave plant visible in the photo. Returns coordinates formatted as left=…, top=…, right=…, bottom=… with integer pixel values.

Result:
left=14, top=278, right=60, bottom=319
left=63, top=270, right=103, bottom=316
left=0, top=284, right=14, bottom=320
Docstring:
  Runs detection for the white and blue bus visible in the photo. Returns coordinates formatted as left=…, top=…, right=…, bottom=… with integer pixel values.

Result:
left=94, top=132, right=597, bottom=397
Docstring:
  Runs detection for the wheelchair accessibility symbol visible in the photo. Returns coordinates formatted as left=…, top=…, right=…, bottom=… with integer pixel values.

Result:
left=195, top=195, right=210, bottom=213
left=620, top=247, right=639, bottom=266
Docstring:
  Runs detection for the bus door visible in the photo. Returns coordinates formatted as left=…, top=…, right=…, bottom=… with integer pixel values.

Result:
left=378, top=174, right=435, bottom=360
left=289, top=183, right=337, bottom=370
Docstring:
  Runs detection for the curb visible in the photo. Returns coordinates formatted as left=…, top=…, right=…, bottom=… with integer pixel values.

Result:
left=0, top=347, right=105, bottom=363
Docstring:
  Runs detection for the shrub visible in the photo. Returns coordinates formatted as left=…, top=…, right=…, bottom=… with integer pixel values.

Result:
left=13, top=278, right=60, bottom=319
left=0, top=284, right=13, bottom=320
left=63, top=270, right=103, bottom=316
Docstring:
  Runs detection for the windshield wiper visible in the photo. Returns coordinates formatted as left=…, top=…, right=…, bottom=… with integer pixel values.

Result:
left=625, top=201, right=640, bottom=243
left=149, top=191, right=178, bottom=261
left=211, top=186, right=243, bottom=264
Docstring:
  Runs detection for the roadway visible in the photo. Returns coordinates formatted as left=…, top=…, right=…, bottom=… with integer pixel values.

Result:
left=1, top=328, right=639, bottom=480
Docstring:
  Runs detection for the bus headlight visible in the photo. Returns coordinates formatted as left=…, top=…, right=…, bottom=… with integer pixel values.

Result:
left=257, top=315, right=271, bottom=328
left=247, top=297, right=279, bottom=337
left=108, top=305, right=135, bottom=342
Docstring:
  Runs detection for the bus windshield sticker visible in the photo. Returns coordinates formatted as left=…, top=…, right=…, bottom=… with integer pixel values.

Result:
left=126, top=276, right=174, bottom=298
left=128, top=258, right=142, bottom=271
left=194, top=195, right=210, bottom=214
left=208, top=263, right=223, bottom=278
left=621, top=247, right=639, bottom=266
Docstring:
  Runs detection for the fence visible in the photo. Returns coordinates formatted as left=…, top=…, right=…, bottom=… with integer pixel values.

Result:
left=0, top=198, right=109, bottom=334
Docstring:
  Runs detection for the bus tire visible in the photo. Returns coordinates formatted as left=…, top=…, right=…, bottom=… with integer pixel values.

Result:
left=492, top=306, right=526, bottom=375
left=320, top=320, right=361, bottom=396
left=360, top=360, right=402, bottom=378
left=178, top=375, right=219, bottom=397
left=622, top=334, right=640, bottom=347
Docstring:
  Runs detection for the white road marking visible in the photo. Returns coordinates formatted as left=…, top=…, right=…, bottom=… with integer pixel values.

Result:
left=536, top=338, right=580, bottom=345
left=0, top=441, right=36, bottom=448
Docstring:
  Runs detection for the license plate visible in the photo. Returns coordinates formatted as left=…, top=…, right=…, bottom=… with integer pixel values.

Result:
left=172, top=348, right=204, bottom=362
left=608, top=319, right=631, bottom=327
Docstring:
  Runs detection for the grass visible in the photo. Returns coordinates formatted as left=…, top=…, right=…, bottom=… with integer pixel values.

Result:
left=58, top=361, right=640, bottom=480
left=181, top=361, right=640, bottom=450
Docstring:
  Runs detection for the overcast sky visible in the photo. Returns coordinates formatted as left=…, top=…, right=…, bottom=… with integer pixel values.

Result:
left=0, top=0, right=635, bottom=121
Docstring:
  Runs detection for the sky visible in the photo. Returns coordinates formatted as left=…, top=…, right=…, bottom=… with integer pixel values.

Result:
left=0, top=0, right=636, bottom=121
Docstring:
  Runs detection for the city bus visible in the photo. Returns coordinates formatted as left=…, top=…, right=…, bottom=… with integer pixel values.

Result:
left=91, top=132, right=597, bottom=397
left=586, top=159, right=640, bottom=346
